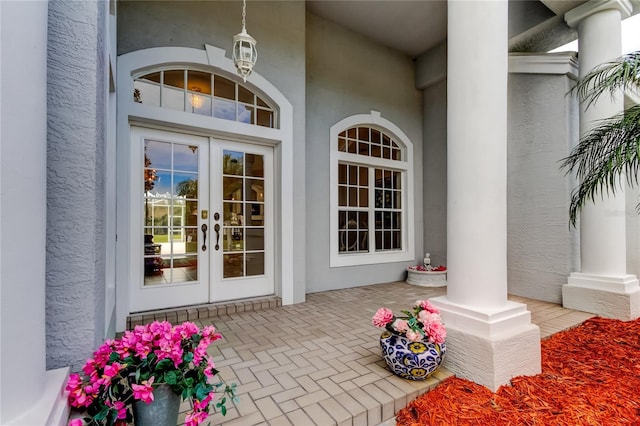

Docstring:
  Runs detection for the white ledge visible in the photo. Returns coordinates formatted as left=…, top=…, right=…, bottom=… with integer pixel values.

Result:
left=509, top=52, right=578, bottom=79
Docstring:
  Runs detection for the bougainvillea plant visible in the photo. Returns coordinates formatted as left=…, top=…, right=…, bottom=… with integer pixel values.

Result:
left=65, top=321, right=236, bottom=426
left=372, top=299, right=447, bottom=344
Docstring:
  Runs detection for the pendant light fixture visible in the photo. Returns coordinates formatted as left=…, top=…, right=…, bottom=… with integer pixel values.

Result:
left=232, top=0, right=257, bottom=82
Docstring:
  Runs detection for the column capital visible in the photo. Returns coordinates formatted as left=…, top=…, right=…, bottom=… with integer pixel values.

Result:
left=565, top=0, right=632, bottom=29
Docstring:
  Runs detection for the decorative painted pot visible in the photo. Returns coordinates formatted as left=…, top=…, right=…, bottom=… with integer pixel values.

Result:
left=379, top=331, right=446, bottom=380
left=133, top=384, right=181, bottom=426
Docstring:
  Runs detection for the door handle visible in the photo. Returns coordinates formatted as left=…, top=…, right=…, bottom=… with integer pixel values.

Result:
left=214, top=224, right=220, bottom=251
left=201, top=224, right=208, bottom=251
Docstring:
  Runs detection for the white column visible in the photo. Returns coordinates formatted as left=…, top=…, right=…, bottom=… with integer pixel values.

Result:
left=563, top=0, right=640, bottom=320
left=430, top=0, right=540, bottom=392
left=0, top=1, right=69, bottom=425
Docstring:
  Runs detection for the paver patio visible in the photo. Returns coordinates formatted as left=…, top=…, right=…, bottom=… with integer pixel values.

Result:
left=128, top=281, right=594, bottom=426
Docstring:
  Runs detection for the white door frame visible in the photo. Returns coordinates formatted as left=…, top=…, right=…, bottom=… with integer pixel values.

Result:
left=116, top=45, right=295, bottom=331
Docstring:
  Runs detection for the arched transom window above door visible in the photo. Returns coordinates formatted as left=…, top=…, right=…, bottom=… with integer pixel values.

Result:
left=133, top=69, right=277, bottom=128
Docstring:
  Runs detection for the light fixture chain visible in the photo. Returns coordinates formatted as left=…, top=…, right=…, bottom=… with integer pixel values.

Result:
left=242, top=0, right=247, bottom=30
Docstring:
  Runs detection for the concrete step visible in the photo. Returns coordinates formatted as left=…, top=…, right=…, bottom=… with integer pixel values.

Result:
left=126, top=295, right=282, bottom=329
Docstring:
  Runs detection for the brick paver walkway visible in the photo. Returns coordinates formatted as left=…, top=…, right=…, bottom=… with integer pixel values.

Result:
left=153, top=281, right=594, bottom=426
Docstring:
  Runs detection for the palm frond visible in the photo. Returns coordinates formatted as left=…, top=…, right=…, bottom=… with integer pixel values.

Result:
left=560, top=104, right=640, bottom=226
left=570, top=52, right=640, bottom=108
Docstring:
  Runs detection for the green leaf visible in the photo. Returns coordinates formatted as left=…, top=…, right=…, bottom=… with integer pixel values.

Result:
left=165, top=370, right=178, bottom=385
left=183, top=352, right=194, bottom=363
left=155, top=358, right=173, bottom=372
left=195, top=383, right=209, bottom=401
left=94, top=407, right=109, bottom=422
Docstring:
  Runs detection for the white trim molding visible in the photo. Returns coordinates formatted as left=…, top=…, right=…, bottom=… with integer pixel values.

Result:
left=329, top=110, right=415, bottom=267
left=508, top=52, right=579, bottom=79
left=565, top=0, right=632, bottom=29
left=116, top=45, right=294, bottom=331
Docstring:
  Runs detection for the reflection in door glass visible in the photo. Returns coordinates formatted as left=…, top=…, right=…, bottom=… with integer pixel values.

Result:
left=222, top=150, right=265, bottom=279
left=143, top=139, right=199, bottom=286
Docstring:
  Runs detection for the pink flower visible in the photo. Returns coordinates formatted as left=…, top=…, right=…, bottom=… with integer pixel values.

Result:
left=204, top=359, right=216, bottom=378
left=132, top=377, right=155, bottom=403
left=392, top=319, right=409, bottom=333
left=65, top=373, right=82, bottom=393
left=418, top=310, right=441, bottom=326
left=405, top=329, right=423, bottom=342
left=193, top=393, right=213, bottom=411
left=202, top=325, right=221, bottom=342
left=417, top=299, right=440, bottom=314
left=82, top=359, right=97, bottom=377
left=180, top=321, right=200, bottom=339
left=425, top=321, right=447, bottom=344
left=106, top=400, right=127, bottom=419
left=103, top=362, right=123, bottom=379
left=185, top=410, right=209, bottom=426
left=193, top=342, right=209, bottom=365
left=68, top=419, right=84, bottom=426
left=372, top=308, right=394, bottom=328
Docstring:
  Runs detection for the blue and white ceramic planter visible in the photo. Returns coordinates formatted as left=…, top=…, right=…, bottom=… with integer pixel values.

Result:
left=379, top=331, right=446, bottom=380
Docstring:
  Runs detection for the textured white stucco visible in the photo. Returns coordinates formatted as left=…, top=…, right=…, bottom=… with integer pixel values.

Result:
left=46, top=0, right=108, bottom=370
left=443, top=324, right=541, bottom=392
left=507, top=72, right=580, bottom=303
left=563, top=281, right=640, bottom=320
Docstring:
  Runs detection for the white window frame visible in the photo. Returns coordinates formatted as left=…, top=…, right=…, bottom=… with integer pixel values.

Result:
left=330, top=110, right=415, bottom=267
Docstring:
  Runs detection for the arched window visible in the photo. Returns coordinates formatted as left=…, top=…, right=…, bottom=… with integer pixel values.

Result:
left=330, top=111, right=415, bottom=267
left=133, top=69, right=277, bottom=128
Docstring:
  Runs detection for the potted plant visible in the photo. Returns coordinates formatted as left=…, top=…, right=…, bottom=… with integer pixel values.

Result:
left=66, top=321, right=236, bottom=426
left=372, top=300, right=447, bottom=380
left=406, top=253, right=447, bottom=287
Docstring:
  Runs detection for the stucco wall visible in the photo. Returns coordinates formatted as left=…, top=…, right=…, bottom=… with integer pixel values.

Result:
left=422, top=79, right=447, bottom=267
left=305, top=12, right=423, bottom=293
left=118, top=1, right=307, bottom=302
left=507, top=72, right=580, bottom=303
left=46, top=0, right=108, bottom=370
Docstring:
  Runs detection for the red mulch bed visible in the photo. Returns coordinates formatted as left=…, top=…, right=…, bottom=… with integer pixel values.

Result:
left=396, top=317, right=640, bottom=425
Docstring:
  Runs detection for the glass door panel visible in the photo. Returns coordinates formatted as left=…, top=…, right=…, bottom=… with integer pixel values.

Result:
left=143, top=140, right=200, bottom=286
left=131, top=127, right=209, bottom=313
left=211, top=142, right=273, bottom=301
left=221, top=150, right=265, bottom=278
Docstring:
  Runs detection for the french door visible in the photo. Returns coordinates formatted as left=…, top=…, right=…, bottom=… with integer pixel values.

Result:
left=130, top=127, right=273, bottom=312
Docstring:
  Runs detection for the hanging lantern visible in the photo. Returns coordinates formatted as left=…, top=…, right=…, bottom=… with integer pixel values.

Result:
left=233, top=0, right=257, bottom=82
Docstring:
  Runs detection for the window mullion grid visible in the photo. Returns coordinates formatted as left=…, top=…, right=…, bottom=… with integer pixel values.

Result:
left=183, top=70, right=188, bottom=112
left=210, top=74, right=215, bottom=118
left=367, top=166, right=375, bottom=255
left=159, top=71, right=164, bottom=107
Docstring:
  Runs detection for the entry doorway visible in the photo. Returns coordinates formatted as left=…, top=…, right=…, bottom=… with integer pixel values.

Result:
left=130, top=127, right=274, bottom=312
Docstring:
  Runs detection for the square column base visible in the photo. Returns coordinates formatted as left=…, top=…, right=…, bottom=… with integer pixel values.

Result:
left=430, top=297, right=541, bottom=392
left=6, top=367, right=70, bottom=426
left=563, top=273, right=640, bottom=320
